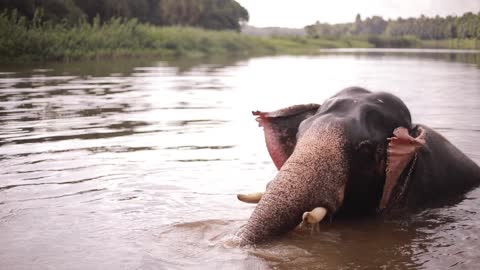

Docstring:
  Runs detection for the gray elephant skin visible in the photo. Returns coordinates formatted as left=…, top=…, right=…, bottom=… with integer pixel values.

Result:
left=237, top=87, right=480, bottom=245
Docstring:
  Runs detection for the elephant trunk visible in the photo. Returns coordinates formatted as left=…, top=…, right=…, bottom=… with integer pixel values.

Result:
left=239, top=125, right=349, bottom=245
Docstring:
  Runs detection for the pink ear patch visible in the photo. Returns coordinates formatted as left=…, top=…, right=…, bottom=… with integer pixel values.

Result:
left=252, top=104, right=320, bottom=170
left=254, top=112, right=292, bottom=170
left=379, top=127, right=426, bottom=209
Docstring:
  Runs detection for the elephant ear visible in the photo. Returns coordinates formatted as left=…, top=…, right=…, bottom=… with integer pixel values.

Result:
left=253, top=104, right=320, bottom=170
left=379, top=126, right=426, bottom=209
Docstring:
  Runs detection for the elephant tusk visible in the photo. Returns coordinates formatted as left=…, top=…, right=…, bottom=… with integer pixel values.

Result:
left=237, top=192, right=264, bottom=204
left=302, top=207, right=328, bottom=225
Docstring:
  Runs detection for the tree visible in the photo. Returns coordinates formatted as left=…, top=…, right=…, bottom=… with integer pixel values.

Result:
left=0, top=0, right=249, bottom=30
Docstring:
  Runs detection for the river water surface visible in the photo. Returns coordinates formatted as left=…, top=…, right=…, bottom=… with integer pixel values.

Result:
left=1, top=49, right=480, bottom=269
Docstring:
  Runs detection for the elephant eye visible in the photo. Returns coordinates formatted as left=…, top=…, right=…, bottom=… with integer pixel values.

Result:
left=355, top=140, right=375, bottom=160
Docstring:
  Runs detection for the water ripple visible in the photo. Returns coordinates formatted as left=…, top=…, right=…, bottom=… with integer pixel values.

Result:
left=0, top=52, right=479, bottom=269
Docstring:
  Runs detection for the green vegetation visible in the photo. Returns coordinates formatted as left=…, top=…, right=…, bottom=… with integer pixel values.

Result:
left=0, top=11, right=375, bottom=62
left=366, top=35, right=420, bottom=48
left=366, top=36, right=480, bottom=49
left=0, top=0, right=249, bottom=30
left=420, top=39, right=480, bottom=50
left=305, top=12, right=480, bottom=40
left=304, top=12, right=480, bottom=50
left=0, top=5, right=479, bottom=63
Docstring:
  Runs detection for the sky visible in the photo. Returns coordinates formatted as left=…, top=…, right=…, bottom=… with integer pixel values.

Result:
left=236, top=0, right=480, bottom=28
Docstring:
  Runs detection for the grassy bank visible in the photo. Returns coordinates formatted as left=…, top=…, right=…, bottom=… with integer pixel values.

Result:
left=0, top=12, right=478, bottom=63
left=0, top=12, right=372, bottom=63
left=343, top=35, right=479, bottom=50
left=420, top=39, right=480, bottom=50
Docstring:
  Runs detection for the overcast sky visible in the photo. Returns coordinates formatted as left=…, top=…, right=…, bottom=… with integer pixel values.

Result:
left=236, top=0, right=480, bottom=28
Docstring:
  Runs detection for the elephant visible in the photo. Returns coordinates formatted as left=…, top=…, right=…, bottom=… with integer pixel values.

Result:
left=236, top=87, right=480, bottom=245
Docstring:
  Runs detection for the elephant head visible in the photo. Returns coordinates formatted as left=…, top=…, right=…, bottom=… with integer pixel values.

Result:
left=237, top=87, right=480, bottom=245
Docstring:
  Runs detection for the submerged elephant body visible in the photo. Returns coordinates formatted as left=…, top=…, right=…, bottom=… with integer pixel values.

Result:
left=237, top=87, right=480, bottom=245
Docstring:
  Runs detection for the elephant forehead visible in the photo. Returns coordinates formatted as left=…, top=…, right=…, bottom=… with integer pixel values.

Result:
left=320, top=92, right=409, bottom=116
left=311, top=92, right=412, bottom=133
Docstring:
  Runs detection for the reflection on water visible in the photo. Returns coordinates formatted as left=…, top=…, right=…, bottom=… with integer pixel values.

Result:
left=0, top=50, right=479, bottom=269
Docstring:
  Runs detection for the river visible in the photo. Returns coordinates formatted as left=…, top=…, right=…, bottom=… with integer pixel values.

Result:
left=1, top=49, right=479, bottom=269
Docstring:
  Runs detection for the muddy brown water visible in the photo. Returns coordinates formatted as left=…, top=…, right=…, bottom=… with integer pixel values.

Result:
left=1, top=49, right=479, bottom=269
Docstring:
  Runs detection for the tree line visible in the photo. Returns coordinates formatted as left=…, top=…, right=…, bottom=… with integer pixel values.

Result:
left=306, top=12, right=480, bottom=40
left=0, top=0, right=249, bottom=30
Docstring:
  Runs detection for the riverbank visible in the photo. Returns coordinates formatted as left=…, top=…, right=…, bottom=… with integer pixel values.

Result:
left=0, top=13, right=478, bottom=63
left=0, top=13, right=371, bottom=63
left=420, top=39, right=480, bottom=50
